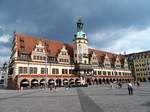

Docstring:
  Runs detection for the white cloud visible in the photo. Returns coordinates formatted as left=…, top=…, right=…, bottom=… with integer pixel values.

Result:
left=0, top=46, right=10, bottom=66
left=0, top=46, right=10, bottom=55
left=0, top=34, right=11, bottom=43
left=0, top=56, right=10, bottom=66
left=89, top=26, right=150, bottom=54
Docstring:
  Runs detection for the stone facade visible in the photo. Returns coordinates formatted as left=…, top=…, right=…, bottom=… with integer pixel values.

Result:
left=8, top=19, right=132, bottom=89
left=125, top=51, right=150, bottom=82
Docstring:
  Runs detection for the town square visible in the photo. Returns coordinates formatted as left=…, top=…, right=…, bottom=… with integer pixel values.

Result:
left=0, top=83, right=150, bottom=112
left=0, top=0, right=150, bottom=112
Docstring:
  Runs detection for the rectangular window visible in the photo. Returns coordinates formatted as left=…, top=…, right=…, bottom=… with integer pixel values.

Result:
left=119, top=72, right=121, bottom=76
left=56, top=69, right=59, bottom=74
left=40, top=56, right=42, bottom=60
left=94, top=71, right=97, bottom=75
left=98, top=71, right=101, bottom=75
left=69, top=69, right=73, bottom=74
left=108, top=72, right=111, bottom=75
left=75, top=54, right=77, bottom=57
left=20, top=54, right=28, bottom=60
left=19, top=67, right=23, bottom=74
left=115, top=72, right=118, bottom=76
left=123, top=72, right=125, bottom=76
left=52, top=69, right=55, bottom=74
left=30, top=67, right=37, bottom=74
left=33, top=56, right=36, bottom=60
left=52, top=68, right=59, bottom=74
left=62, top=69, right=68, bottom=74
left=37, top=56, right=39, bottom=60
left=103, top=71, right=106, bottom=75
left=23, top=67, right=27, bottom=73
left=41, top=68, right=48, bottom=74
left=18, top=67, right=27, bottom=74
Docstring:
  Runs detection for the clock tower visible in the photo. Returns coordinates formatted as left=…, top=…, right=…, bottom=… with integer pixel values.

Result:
left=73, top=18, right=92, bottom=85
left=73, top=18, right=89, bottom=64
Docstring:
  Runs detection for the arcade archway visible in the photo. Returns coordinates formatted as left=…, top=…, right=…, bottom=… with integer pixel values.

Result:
left=20, top=79, right=29, bottom=88
left=56, top=79, right=62, bottom=86
left=31, top=79, right=38, bottom=88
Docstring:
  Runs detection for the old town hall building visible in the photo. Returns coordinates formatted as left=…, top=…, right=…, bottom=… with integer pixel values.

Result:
left=8, top=19, right=132, bottom=89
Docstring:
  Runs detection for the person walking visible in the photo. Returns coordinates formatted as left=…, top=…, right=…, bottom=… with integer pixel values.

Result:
left=118, top=82, right=122, bottom=89
left=49, top=84, right=52, bottom=92
left=128, top=81, right=133, bottom=95
left=110, top=82, right=113, bottom=88
left=137, top=81, right=140, bottom=87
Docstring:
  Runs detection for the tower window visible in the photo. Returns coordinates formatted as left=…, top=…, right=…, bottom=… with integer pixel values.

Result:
left=75, top=54, right=77, bottom=57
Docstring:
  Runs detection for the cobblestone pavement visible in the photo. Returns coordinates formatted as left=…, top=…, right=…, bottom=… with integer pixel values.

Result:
left=0, top=83, right=150, bottom=112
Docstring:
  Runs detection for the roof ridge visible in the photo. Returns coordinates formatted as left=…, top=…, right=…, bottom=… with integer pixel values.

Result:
left=89, top=48, right=119, bottom=56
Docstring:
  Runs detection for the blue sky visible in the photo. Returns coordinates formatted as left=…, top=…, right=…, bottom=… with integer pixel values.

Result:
left=0, top=0, right=150, bottom=65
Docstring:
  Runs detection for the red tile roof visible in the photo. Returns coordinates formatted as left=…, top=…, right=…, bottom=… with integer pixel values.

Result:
left=14, top=33, right=125, bottom=65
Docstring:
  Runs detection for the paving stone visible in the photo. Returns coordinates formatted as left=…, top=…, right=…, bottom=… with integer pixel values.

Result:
left=0, top=83, right=149, bottom=112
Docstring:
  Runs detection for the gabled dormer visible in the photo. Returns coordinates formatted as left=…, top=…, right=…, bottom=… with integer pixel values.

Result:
left=31, top=40, right=47, bottom=62
left=115, top=56, right=121, bottom=69
left=90, top=52, right=98, bottom=65
left=124, top=58, right=129, bottom=70
left=103, top=54, right=111, bottom=68
left=57, top=45, right=70, bottom=64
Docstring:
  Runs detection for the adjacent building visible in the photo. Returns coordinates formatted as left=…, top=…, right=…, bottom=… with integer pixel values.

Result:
left=125, top=51, right=150, bottom=82
left=8, top=19, right=132, bottom=89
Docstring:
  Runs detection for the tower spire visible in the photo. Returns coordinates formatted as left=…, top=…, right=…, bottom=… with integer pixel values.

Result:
left=77, top=17, right=84, bottom=32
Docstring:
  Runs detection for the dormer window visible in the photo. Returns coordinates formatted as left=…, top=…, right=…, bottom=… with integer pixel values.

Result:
left=37, top=48, right=39, bottom=52
left=62, top=52, right=66, bottom=55
left=37, top=56, right=39, bottom=60
left=20, top=53, right=28, bottom=60
left=37, top=48, right=43, bottom=52
left=57, top=45, right=70, bottom=64
left=40, top=56, right=42, bottom=60
left=33, top=56, right=36, bottom=59
left=104, top=54, right=111, bottom=68
left=90, top=52, right=98, bottom=65
left=115, top=56, right=121, bottom=69
left=31, top=40, right=47, bottom=62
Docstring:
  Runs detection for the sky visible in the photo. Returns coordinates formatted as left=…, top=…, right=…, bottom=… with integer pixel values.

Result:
left=0, top=0, right=150, bottom=66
